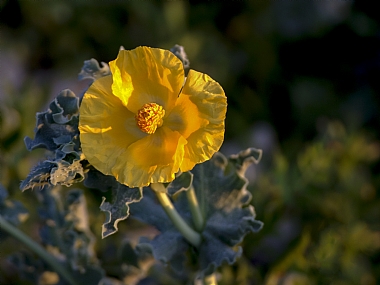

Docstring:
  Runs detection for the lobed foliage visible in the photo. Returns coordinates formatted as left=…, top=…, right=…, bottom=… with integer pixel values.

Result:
left=1, top=50, right=264, bottom=284
left=1, top=1, right=379, bottom=284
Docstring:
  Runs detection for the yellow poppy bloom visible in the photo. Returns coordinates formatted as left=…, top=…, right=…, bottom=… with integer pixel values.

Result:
left=79, top=46, right=227, bottom=187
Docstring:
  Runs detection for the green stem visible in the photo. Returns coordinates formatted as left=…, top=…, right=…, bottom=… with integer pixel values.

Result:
left=0, top=215, right=79, bottom=285
left=186, top=186, right=204, bottom=232
left=151, top=183, right=201, bottom=247
left=203, top=273, right=218, bottom=285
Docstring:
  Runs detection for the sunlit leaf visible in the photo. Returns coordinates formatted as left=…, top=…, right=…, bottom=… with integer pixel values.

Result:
left=50, top=160, right=84, bottom=187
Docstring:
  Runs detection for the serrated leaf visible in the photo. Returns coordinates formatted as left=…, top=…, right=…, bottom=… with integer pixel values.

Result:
left=129, top=149, right=264, bottom=278
left=82, top=167, right=146, bottom=238
left=21, top=157, right=84, bottom=191
left=127, top=189, right=192, bottom=274
left=192, top=148, right=263, bottom=277
left=100, top=185, right=143, bottom=238
left=228, top=148, right=263, bottom=178
left=128, top=194, right=192, bottom=275
left=53, top=135, right=72, bottom=145
left=20, top=161, right=55, bottom=191
left=188, top=149, right=262, bottom=220
left=24, top=112, right=74, bottom=151
left=197, top=206, right=262, bottom=277
left=24, top=89, right=79, bottom=152
left=166, top=172, right=193, bottom=196
left=129, top=189, right=177, bottom=233
left=22, top=89, right=84, bottom=191
left=60, top=141, right=79, bottom=155
left=204, top=206, right=263, bottom=246
left=78, top=58, right=111, bottom=81
left=198, top=231, right=244, bottom=276
left=49, top=89, right=79, bottom=125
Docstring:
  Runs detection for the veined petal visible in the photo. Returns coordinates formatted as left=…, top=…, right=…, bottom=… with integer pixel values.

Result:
left=176, top=69, right=227, bottom=171
left=165, top=92, right=208, bottom=139
left=109, top=126, right=187, bottom=187
left=109, top=46, right=184, bottom=114
left=79, top=75, right=146, bottom=174
left=79, top=47, right=227, bottom=188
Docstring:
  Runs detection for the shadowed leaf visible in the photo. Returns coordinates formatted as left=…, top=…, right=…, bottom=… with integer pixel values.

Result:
left=0, top=185, right=29, bottom=241
left=129, top=148, right=264, bottom=278
left=21, top=90, right=83, bottom=191
left=78, top=58, right=111, bottom=81
left=100, top=185, right=143, bottom=238
left=166, top=172, right=193, bottom=196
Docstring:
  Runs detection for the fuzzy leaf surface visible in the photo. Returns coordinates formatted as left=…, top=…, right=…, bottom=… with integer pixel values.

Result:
left=24, top=89, right=79, bottom=152
left=83, top=167, right=144, bottom=238
left=21, top=89, right=84, bottom=191
left=129, top=149, right=264, bottom=278
left=166, top=172, right=193, bottom=196
left=98, top=177, right=143, bottom=238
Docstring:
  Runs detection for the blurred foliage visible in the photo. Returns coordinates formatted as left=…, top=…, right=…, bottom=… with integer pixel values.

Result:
left=1, top=0, right=379, bottom=284
left=246, top=121, right=380, bottom=285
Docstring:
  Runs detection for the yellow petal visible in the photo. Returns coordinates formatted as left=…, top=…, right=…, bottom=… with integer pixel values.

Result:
left=165, top=91, right=208, bottom=139
left=79, top=47, right=227, bottom=188
left=79, top=75, right=146, bottom=174
left=109, top=46, right=184, bottom=114
left=109, top=126, right=187, bottom=187
left=175, top=69, right=227, bottom=171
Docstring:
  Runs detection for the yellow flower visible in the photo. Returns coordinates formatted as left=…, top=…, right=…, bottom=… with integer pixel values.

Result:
left=79, top=46, right=227, bottom=187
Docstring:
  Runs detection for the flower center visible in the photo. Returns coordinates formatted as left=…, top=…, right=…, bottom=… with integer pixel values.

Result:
left=135, top=103, right=165, bottom=134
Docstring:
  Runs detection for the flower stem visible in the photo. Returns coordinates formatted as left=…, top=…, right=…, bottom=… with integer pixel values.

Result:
left=186, top=186, right=204, bottom=232
left=0, top=215, right=79, bottom=285
left=151, top=183, right=201, bottom=247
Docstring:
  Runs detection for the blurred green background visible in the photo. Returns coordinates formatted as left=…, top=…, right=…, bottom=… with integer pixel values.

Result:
left=1, top=0, right=379, bottom=284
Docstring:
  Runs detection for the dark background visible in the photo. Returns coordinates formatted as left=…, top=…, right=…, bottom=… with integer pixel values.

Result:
left=1, top=1, right=379, bottom=284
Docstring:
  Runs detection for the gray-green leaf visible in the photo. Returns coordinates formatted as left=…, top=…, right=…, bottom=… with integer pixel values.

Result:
left=78, top=58, right=111, bottom=81
left=100, top=183, right=143, bottom=239
left=129, top=148, right=264, bottom=278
